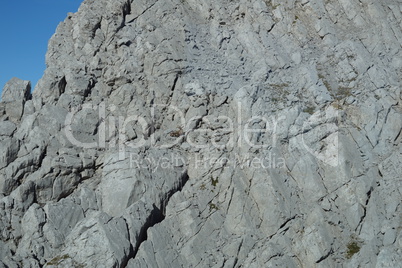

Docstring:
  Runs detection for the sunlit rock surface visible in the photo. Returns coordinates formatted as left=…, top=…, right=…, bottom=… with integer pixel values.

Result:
left=0, top=0, right=401, bottom=267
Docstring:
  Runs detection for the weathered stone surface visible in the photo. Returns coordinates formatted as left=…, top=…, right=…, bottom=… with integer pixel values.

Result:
left=0, top=0, right=401, bottom=267
left=57, top=213, right=131, bottom=268
left=0, top=137, right=19, bottom=170
left=1, top=77, right=31, bottom=122
left=0, top=121, right=16, bottom=137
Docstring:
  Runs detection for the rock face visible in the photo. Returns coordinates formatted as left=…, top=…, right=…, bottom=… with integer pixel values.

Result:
left=1, top=77, right=31, bottom=122
left=0, top=0, right=401, bottom=267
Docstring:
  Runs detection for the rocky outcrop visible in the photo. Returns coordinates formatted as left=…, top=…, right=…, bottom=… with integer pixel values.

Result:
left=0, top=0, right=401, bottom=267
left=1, top=77, right=31, bottom=122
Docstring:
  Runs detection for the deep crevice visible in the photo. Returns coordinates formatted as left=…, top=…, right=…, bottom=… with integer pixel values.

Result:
left=84, top=78, right=96, bottom=98
left=131, top=204, right=164, bottom=257
left=128, top=171, right=189, bottom=263
left=160, top=171, right=189, bottom=216
left=58, top=77, right=67, bottom=97
left=121, top=218, right=136, bottom=268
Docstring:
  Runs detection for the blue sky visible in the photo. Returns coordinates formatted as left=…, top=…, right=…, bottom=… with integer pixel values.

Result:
left=0, top=0, right=83, bottom=97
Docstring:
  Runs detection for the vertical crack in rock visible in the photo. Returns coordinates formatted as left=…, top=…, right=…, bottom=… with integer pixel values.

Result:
left=130, top=204, right=164, bottom=260
left=122, top=218, right=135, bottom=268
left=58, top=77, right=67, bottom=97
left=170, top=73, right=179, bottom=93
left=393, top=128, right=402, bottom=143
left=357, top=186, right=373, bottom=233
left=365, top=187, right=373, bottom=207
left=84, top=78, right=96, bottom=98
left=130, top=171, right=189, bottom=261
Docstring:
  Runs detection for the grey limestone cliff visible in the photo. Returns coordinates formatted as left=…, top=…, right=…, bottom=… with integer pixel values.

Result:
left=0, top=0, right=401, bottom=267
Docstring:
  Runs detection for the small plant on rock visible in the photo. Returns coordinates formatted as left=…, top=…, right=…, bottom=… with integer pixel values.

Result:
left=336, top=87, right=352, bottom=100
left=170, top=126, right=184, bottom=137
left=211, top=177, right=219, bottom=187
left=346, top=241, right=360, bottom=259
left=209, top=203, right=219, bottom=211
left=303, top=106, right=315, bottom=115
left=47, top=255, right=70, bottom=266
